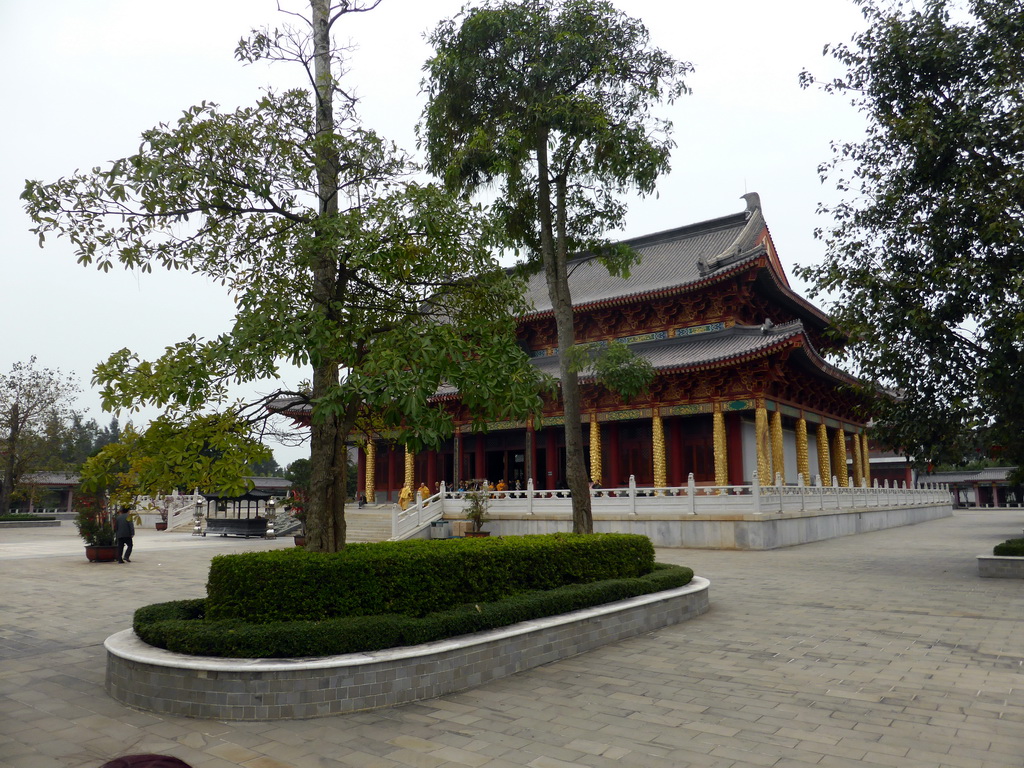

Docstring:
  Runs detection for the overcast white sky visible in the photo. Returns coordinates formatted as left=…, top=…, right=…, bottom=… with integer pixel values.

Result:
left=0, top=0, right=866, bottom=468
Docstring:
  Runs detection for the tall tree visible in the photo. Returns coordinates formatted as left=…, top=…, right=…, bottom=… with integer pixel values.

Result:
left=799, top=0, right=1024, bottom=470
left=0, top=358, right=80, bottom=513
left=23, top=1, right=543, bottom=550
left=422, top=0, right=689, bottom=532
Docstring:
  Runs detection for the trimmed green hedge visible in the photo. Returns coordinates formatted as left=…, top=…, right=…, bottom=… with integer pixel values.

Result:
left=206, top=533, right=655, bottom=622
left=993, top=538, right=1024, bottom=556
left=0, top=514, right=57, bottom=522
left=135, top=563, right=694, bottom=658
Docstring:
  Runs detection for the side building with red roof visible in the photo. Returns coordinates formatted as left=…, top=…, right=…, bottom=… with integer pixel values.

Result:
left=352, top=194, right=876, bottom=503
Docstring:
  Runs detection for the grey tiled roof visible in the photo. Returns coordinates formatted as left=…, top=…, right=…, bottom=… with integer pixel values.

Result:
left=528, top=320, right=845, bottom=382
left=923, top=467, right=1018, bottom=484
left=521, top=209, right=765, bottom=316
left=21, top=472, right=80, bottom=487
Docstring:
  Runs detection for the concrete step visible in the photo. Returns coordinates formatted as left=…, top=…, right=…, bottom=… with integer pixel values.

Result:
left=344, top=510, right=393, bottom=542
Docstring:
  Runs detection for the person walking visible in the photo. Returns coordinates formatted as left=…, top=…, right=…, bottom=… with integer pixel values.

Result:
left=113, top=507, right=135, bottom=564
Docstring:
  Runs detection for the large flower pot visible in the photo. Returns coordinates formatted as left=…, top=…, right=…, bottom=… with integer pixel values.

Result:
left=155, top=522, right=168, bottom=531
left=85, top=545, right=119, bottom=563
left=464, top=530, right=490, bottom=538
left=293, top=535, right=306, bottom=547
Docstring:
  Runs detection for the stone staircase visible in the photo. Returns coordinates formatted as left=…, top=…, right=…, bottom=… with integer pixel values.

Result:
left=345, top=507, right=394, bottom=542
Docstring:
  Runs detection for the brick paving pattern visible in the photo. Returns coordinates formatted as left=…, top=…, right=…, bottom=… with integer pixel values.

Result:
left=1, top=511, right=1021, bottom=767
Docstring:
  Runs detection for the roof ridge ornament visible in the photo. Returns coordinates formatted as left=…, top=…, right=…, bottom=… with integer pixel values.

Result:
left=742, top=191, right=761, bottom=219
left=697, top=195, right=766, bottom=276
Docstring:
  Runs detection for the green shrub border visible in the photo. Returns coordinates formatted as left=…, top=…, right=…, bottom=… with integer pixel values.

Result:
left=135, top=563, right=694, bottom=658
left=993, top=538, right=1024, bottom=556
left=205, top=533, right=657, bottom=622
left=0, top=514, right=58, bottom=522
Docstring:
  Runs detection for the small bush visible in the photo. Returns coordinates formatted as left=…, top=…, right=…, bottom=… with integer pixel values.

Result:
left=993, top=538, right=1024, bottom=556
left=205, top=533, right=656, bottom=622
left=135, top=563, right=694, bottom=658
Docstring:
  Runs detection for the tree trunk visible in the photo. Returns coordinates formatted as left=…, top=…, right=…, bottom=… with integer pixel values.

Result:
left=305, top=0, right=348, bottom=552
left=535, top=129, right=593, bottom=534
left=307, top=362, right=348, bottom=552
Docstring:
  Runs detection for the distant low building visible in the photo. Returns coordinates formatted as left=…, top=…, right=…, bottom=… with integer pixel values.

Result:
left=921, top=467, right=1022, bottom=508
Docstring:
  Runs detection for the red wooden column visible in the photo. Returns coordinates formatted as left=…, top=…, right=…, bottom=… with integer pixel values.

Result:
left=607, top=423, right=620, bottom=488
left=475, top=434, right=486, bottom=480
left=427, top=450, right=437, bottom=491
left=668, top=417, right=684, bottom=486
left=357, top=447, right=366, bottom=494
left=545, top=428, right=558, bottom=490
left=526, top=420, right=536, bottom=486
left=386, top=447, right=397, bottom=503
left=726, top=412, right=744, bottom=485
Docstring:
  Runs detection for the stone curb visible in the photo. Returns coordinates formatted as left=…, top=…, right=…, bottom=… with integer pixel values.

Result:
left=106, top=577, right=711, bottom=720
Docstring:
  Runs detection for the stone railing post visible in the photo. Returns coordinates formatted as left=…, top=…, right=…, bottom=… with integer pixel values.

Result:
left=752, top=471, right=762, bottom=515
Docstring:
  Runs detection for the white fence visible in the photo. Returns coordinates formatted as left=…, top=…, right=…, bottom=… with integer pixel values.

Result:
left=135, top=492, right=207, bottom=530
left=391, top=472, right=952, bottom=540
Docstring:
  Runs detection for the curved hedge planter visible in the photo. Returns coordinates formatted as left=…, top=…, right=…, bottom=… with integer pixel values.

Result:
left=106, top=577, right=710, bottom=720
left=977, top=555, right=1024, bottom=578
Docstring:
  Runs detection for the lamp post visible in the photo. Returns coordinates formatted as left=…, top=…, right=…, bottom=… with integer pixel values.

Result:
left=193, top=498, right=204, bottom=536
left=265, top=498, right=276, bottom=539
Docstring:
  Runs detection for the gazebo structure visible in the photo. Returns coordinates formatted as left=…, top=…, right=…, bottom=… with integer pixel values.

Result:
left=344, top=195, right=876, bottom=504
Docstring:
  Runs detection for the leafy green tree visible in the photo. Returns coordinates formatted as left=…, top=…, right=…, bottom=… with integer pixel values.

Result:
left=23, top=1, right=544, bottom=551
left=249, top=456, right=283, bottom=477
left=285, top=458, right=312, bottom=493
left=0, top=358, right=81, bottom=513
left=422, top=0, right=690, bottom=532
left=79, top=417, right=270, bottom=508
left=59, top=415, right=121, bottom=468
left=798, top=0, right=1024, bottom=471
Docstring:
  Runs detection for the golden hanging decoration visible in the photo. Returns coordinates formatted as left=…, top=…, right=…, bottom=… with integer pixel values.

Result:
left=770, top=410, right=785, bottom=485
left=713, top=410, right=728, bottom=487
left=816, top=423, right=831, bottom=485
left=795, top=418, right=809, bottom=484
left=851, top=430, right=864, bottom=488
left=652, top=414, right=666, bottom=489
left=364, top=442, right=376, bottom=504
left=861, top=432, right=872, bottom=485
left=590, top=415, right=602, bottom=486
left=755, top=407, right=771, bottom=484
left=404, top=446, right=415, bottom=490
left=832, top=428, right=849, bottom=487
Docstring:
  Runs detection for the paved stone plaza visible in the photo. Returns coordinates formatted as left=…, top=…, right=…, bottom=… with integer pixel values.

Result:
left=1, top=512, right=1022, bottom=768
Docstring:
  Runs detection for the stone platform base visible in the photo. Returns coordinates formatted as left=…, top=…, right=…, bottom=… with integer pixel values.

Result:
left=484, top=503, right=953, bottom=549
left=977, top=555, right=1024, bottom=578
left=0, top=520, right=61, bottom=529
left=105, top=578, right=710, bottom=720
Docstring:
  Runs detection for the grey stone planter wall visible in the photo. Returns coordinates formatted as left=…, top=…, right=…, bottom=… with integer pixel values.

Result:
left=977, top=555, right=1024, bottom=578
left=106, top=577, right=710, bottom=720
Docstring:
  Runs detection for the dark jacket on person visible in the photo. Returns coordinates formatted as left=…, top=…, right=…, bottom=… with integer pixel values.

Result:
left=114, top=511, right=135, bottom=539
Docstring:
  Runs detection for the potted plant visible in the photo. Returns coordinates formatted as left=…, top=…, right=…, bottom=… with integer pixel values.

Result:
left=148, top=497, right=170, bottom=531
left=74, top=492, right=118, bottom=562
left=464, top=481, right=491, bottom=537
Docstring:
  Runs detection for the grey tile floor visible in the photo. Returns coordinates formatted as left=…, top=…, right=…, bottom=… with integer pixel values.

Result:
left=1, top=511, right=1021, bottom=768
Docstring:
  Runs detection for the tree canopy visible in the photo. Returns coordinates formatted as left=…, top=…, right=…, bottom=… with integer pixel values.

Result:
left=421, top=0, right=689, bottom=531
left=799, top=0, right=1024, bottom=470
left=0, top=358, right=81, bottom=513
left=23, top=0, right=544, bottom=549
